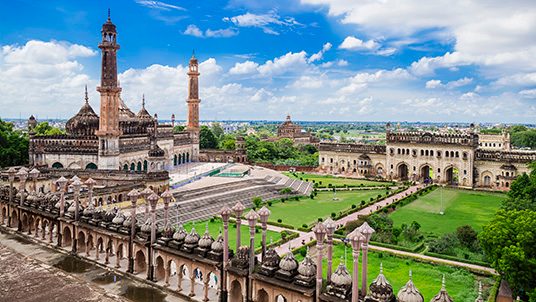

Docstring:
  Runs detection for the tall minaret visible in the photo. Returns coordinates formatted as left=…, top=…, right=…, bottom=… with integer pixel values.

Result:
left=95, top=10, right=122, bottom=170
left=186, top=52, right=200, bottom=160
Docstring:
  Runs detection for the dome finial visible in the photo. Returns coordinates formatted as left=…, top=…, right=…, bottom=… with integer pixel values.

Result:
left=380, top=262, right=383, bottom=274
left=409, top=269, right=413, bottom=280
left=84, top=85, right=89, bottom=104
left=142, top=94, right=145, bottom=108
left=107, top=8, right=111, bottom=21
left=442, top=274, right=446, bottom=290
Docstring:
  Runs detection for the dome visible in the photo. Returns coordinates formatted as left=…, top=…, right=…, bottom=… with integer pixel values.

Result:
left=103, top=207, right=117, bottom=222
left=162, top=223, right=174, bottom=238
left=173, top=224, right=188, bottom=241
left=118, top=98, right=136, bottom=121
left=148, top=144, right=165, bottom=157
left=211, top=233, right=224, bottom=252
left=67, top=201, right=77, bottom=213
left=184, top=227, right=201, bottom=244
left=122, top=215, right=132, bottom=227
left=279, top=252, right=298, bottom=271
left=331, top=262, right=352, bottom=287
left=136, top=95, right=153, bottom=121
left=263, top=247, right=280, bottom=268
left=369, top=263, right=394, bottom=301
left=66, top=86, right=99, bottom=136
left=297, top=249, right=316, bottom=278
left=198, top=225, right=214, bottom=249
left=112, top=211, right=125, bottom=225
left=430, top=276, right=453, bottom=302
left=141, top=218, right=152, bottom=233
left=397, top=271, right=424, bottom=302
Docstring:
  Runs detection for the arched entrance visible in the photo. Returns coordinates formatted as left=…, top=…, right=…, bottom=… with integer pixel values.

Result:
left=77, top=231, right=86, bottom=252
left=257, top=289, right=269, bottom=302
left=155, top=256, right=165, bottom=281
left=135, top=250, right=147, bottom=274
left=85, top=163, right=97, bottom=170
left=52, top=162, right=64, bottom=169
left=445, top=166, right=459, bottom=185
left=63, top=227, right=72, bottom=247
left=420, top=165, right=432, bottom=183
left=397, top=163, right=409, bottom=181
left=230, top=280, right=243, bottom=302
left=276, top=294, right=288, bottom=302
left=483, top=175, right=491, bottom=186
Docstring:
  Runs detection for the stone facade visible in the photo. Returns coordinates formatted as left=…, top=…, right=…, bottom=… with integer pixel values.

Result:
left=28, top=16, right=199, bottom=172
left=319, top=126, right=535, bottom=190
left=273, top=115, right=319, bottom=146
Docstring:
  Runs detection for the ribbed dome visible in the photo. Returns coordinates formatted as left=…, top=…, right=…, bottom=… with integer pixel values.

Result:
left=136, top=95, right=153, bottom=120
left=66, top=86, right=99, bottom=136
left=430, top=276, right=453, bottom=302
left=198, top=225, right=214, bottom=249
left=83, top=201, right=95, bottom=216
left=122, top=215, right=132, bottom=227
left=149, top=144, right=165, bottom=157
left=279, top=252, right=299, bottom=271
left=370, top=263, right=394, bottom=301
left=211, top=233, right=224, bottom=252
left=297, top=249, right=316, bottom=278
left=263, top=247, right=280, bottom=268
left=331, top=262, right=352, bottom=286
left=141, top=218, right=152, bottom=233
left=397, top=271, right=424, bottom=302
left=112, top=211, right=125, bottom=224
left=173, top=224, right=188, bottom=241
left=184, top=227, right=201, bottom=244
left=162, top=223, right=174, bottom=238
left=119, top=98, right=136, bottom=120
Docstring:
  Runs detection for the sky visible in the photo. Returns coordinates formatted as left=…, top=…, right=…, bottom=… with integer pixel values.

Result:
left=0, top=0, right=535, bottom=123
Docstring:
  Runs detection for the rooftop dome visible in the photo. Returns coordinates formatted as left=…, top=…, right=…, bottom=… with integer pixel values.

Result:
left=141, top=218, right=152, bottom=233
left=66, top=86, right=99, bottom=136
left=331, top=262, right=352, bottom=287
left=184, top=227, right=201, bottom=244
left=279, top=251, right=299, bottom=272
left=297, top=249, right=316, bottom=278
left=112, top=211, right=125, bottom=225
left=148, top=144, right=165, bottom=157
left=122, top=215, right=132, bottom=227
left=397, top=271, right=424, bottom=302
left=173, top=224, right=188, bottom=241
left=136, top=95, right=153, bottom=120
left=369, top=263, right=394, bottom=302
left=198, top=225, right=214, bottom=249
left=262, top=246, right=281, bottom=268
left=430, top=276, right=453, bottom=302
left=211, top=232, right=224, bottom=252
left=119, top=98, right=136, bottom=120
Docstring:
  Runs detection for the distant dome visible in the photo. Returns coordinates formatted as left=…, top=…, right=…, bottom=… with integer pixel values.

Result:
left=430, top=276, right=453, bottom=302
left=184, top=227, right=200, bottom=244
left=262, top=247, right=280, bottom=268
left=149, top=144, right=165, bottom=157
left=66, top=87, right=99, bottom=136
left=136, top=95, right=153, bottom=121
left=112, top=211, right=125, bottom=225
left=173, top=224, right=188, bottom=241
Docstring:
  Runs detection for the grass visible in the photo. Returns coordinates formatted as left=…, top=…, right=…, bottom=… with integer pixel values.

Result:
left=295, top=244, right=494, bottom=301
left=182, top=219, right=282, bottom=250
left=283, top=172, right=393, bottom=187
left=389, top=188, right=505, bottom=235
left=267, top=189, right=388, bottom=228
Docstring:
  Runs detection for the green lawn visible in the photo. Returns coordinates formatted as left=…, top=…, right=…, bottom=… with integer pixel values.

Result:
left=182, top=220, right=282, bottom=250
left=268, top=189, right=387, bottom=228
left=390, top=188, right=505, bottom=235
left=295, top=244, right=494, bottom=301
left=284, top=172, right=393, bottom=187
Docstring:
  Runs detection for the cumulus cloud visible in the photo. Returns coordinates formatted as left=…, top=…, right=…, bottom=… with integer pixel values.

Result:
left=135, top=0, right=186, bottom=11
left=223, top=11, right=301, bottom=35
left=339, top=36, right=396, bottom=56
left=183, top=24, right=238, bottom=38
left=425, top=77, right=472, bottom=89
left=308, top=42, right=332, bottom=63
left=229, top=61, right=259, bottom=75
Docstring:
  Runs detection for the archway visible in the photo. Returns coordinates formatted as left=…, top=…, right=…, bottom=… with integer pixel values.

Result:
left=63, top=227, right=72, bottom=247
left=21, top=213, right=29, bottom=232
left=276, top=294, right=288, bottom=302
left=445, top=166, right=459, bottom=185
left=186, top=153, right=190, bottom=162
left=420, top=165, right=432, bottom=183
left=483, top=175, right=491, bottom=187
left=257, top=289, right=269, bottom=302
left=230, top=280, right=243, bottom=302
left=135, top=250, right=147, bottom=274
left=397, top=163, right=409, bottom=181
left=155, top=256, right=165, bottom=281
left=143, top=160, right=148, bottom=171
left=123, top=164, right=128, bottom=171
left=130, top=163, right=135, bottom=171
left=85, top=163, right=98, bottom=170
left=11, top=210, right=19, bottom=229
left=137, top=161, right=142, bottom=172
left=174, top=155, right=178, bottom=166
left=52, top=162, right=64, bottom=169
left=77, top=231, right=86, bottom=252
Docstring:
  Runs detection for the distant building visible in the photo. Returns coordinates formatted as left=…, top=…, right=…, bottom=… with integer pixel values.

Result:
left=274, top=114, right=319, bottom=146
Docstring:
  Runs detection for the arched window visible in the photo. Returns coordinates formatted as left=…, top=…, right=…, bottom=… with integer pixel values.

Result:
left=85, top=163, right=98, bottom=170
left=143, top=160, right=148, bottom=171
left=123, top=164, right=128, bottom=171
left=51, top=162, right=64, bottom=169
left=137, top=162, right=142, bottom=172
left=130, top=163, right=135, bottom=171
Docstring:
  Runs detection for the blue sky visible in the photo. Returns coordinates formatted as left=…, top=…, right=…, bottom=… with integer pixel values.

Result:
left=0, top=0, right=535, bottom=123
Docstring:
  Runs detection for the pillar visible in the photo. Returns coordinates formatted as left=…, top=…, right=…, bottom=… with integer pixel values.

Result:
left=232, top=202, right=245, bottom=251
left=313, top=223, right=327, bottom=302
left=220, top=206, right=232, bottom=302
left=203, top=278, right=210, bottom=302
left=245, top=210, right=259, bottom=302
left=189, top=273, right=195, bottom=297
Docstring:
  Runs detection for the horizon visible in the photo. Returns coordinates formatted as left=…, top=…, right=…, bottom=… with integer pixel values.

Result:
left=1, top=1, right=535, bottom=122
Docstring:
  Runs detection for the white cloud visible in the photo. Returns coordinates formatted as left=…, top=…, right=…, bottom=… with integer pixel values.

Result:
left=425, top=80, right=442, bottom=89
left=135, top=0, right=186, bottom=11
left=339, top=36, right=396, bottom=56
left=184, top=24, right=238, bottom=38
left=257, top=51, right=308, bottom=76
left=519, top=89, right=536, bottom=98
left=426, top=77, right=472, bottom=89
left=223, top=11, right=301, bottom=35
left=229, top=61, right=259, bottom=75
left=183, top=24, right=203, bottom=37
left=308, top=42, right=332, bottom=63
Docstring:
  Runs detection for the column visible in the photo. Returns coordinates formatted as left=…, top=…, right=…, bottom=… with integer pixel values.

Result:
left=164, top=266, right=170, bottom=287
left=245, top=210, right=259, bottom=302
left=220, top=206, right=232, bottom=302
left=148, top=192, right=159, bottom=281
left=127, top=189, right=139, bottom=274
left=203, top=278, right=210, bottom=302
left=189, top=273, right=195, bottom=297
left=313, top=223, right=327, bottom=302
left=232, top=202, right=245, bottom=251
left=324, top=218, right=336, bottom=283
left=348, top=229, right=364, bottom=302
left=178, top=269, right=183, bottom=292
left=357, top=222, right=375, bottom=297
left=258, top=206, right=270, bottom=261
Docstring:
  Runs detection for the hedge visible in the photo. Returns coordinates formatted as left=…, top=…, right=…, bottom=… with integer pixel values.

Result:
left=369, top=241, right=425, bottom=253
left=266, top=220, right=296, bottom=230
left=423, top=251, right=490, bottom=268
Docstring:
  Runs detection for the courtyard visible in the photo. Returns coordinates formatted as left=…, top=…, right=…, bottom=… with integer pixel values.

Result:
left=284, top=172, right=393, bottom=188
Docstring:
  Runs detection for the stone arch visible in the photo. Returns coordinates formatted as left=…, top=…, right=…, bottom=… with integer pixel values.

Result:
left=85, top=163, right=98, bottom=170
left=155, top=255, right=165, bottom=281
left=135, top=249, right=147, bottom=274
left=1, top=206, right=7, bottom=225
left=62, top=226, right=72, bottom=247
left=230, top=280, right=243, bottom=302
left=179, top=262, right=190, bottom=290
left=34, top=216, right=41, bottom=235
left=96, top=236, right=105, bottom=253
left=77, top=230, right=86, bottom=251
left=481, top=171, right=493, bottom=187
left=137, top=161, right=142, bottom=172
left=11, top=209, right=18, bottom=229
left=68, top=162, right=81, bottom=169
left=86, top=233, right=94, bottom=255
left=52, top=162, right=64, bottom=169
left=419, top=163, right=433, bottom=183
left=396, top=162, right=409, bottom=181
left=123, top=163, right=129, bottom=171
left=207, top=271, right=218, bottom=289
left=130, top=163, right=135, bottom=171
left=143, top=160, right=148, bottom=171
left=174, top=154, right=178, bottom=166
left=445, top=165, right=459, bottom=185
left=375, top=163, right=384, bottom=177
left=276, top=294, right=288, bottom=302
left=21, top=212, right=29, bottom=232
left=257, top=288, right=269, bottom=302
left=186, top=152, right=190, bottom=162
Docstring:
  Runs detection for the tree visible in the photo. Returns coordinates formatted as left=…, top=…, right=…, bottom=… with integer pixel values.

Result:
left=199, top=126, right=218, bottom=149
left=220, top=135, right=236, bottom=150
left=503, top=171, right=536, bottom=211
left=0, top=119, right=29, bottom=167
left=211, top=122, right=224, bottom=140
left=456, top=225, right=478, bottom=248
left=173, top=125, right=185, bottom=133
left=429, top=233, right=458, bottom=256
left=479, top=210, right=536, bottom=300
left=33, top=122, right=64, bottom=136
left=252, top=196, right=263, bottom=208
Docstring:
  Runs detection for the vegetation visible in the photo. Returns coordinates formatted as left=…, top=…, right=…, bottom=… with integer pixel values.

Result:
left=294, top=244, right=494, bottom=301
left=284, top=172, right=393, bottom=187
left=199, top=125, right=218, bottom=149
left=510, top=126, right=536, bottom=149
left=244, top=136, right=318, bottom=166
left=266, top=189, right=386, bottom=228
left=173, top=125, right=185, bottom=133
left=0, top=119, right=28, bottom=167
left=479, top=164, right=536, bottom=300
left=33, top=121, right=65, bottom=136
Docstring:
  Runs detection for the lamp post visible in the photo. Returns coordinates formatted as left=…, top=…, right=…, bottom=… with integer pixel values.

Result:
left=147, top=192, right=159, bottom=281
left=84, top=178, right=96, bottom=207
left=29, top=168, right=40, bottom=193
left=7, top=167, right=16, bottom=227
left=141, top=188, right=153, bottom=221
left=323, top=218, right=336, bottom=283
left=16, top=169, right=28, bottom=232
left=220, top=206, right=232, bottom=302
left=347, top=228, right=365, bottom=302
left=232, top=202, right=245, bottom=251
left=357, top=222, right=375, bottom=297
left=127, top=189, right=139, bottom=273
left=257, top=206, right=271, bottom=261
left=245, top=209, right=259, bottom=302
left=313, top=222, right=327, bottom=302
left=161, top=190, right=173, bottom=227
